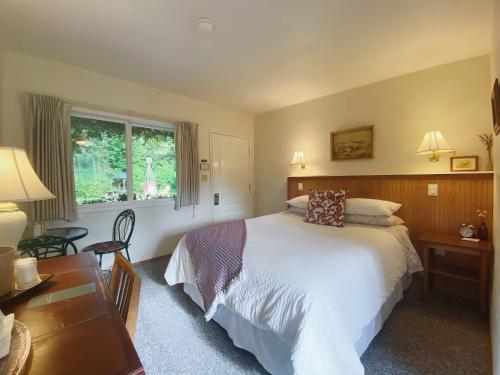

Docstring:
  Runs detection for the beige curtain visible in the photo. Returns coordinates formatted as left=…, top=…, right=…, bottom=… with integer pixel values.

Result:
left=21, top=93, right=78, bottom=221
left=175, top=122, right=199, bottom=210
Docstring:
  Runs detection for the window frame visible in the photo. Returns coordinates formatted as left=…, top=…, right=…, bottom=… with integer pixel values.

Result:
left=71, top=106, right=176, bottom=213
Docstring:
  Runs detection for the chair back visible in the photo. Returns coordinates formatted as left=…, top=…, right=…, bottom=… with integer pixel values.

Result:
left=109, top=253, right=141, bottom=340
left=18, top=236, right=66, bottom=259
left=112, top=209, right=135, bottom=245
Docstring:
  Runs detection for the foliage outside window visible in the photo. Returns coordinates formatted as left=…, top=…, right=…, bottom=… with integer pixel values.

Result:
left=71, top=113, right=176, bottom=206
left=132, top=126, right=176, bottom=200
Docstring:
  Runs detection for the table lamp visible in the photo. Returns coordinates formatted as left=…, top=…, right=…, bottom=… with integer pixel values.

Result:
left=0, top=147, right=55, bottom=248
left=416, top=130, right=454, bottom=162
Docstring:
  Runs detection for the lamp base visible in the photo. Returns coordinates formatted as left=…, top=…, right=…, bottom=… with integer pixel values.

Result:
left=0, top=203, right=27, bottom=248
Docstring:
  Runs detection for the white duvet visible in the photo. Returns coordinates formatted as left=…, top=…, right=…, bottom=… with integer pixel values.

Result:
left=165, top=212, right=423, bottom=375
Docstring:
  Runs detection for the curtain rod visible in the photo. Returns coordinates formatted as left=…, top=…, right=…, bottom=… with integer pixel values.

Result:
left=21, top=91, right=186, bottom=124
left=68, top=100, right=185, bottom=125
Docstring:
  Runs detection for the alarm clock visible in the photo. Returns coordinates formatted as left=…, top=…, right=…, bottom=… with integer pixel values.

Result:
left=459, top=224, right=475, bottom=238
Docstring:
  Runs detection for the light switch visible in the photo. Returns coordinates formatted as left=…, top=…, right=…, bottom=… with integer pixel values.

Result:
left=428, top=184, right=438, bottom=196
left=298, top=182, right=303, bottom=191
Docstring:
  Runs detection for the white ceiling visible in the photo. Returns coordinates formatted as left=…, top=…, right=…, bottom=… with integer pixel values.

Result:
left=0, top=0, right=493, bottom=114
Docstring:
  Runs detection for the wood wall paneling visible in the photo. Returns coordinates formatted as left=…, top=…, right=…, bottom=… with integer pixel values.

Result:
left=287, top=173, right=493, bottom=243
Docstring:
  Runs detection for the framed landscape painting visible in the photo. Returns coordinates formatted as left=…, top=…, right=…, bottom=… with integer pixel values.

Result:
left=493, top=78, right=500, bottom=135
left=331, top=125, right=373, bottom=161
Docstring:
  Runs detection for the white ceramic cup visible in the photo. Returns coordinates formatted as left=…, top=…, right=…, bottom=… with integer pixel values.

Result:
left=0, top=247, right=16, bottom=296
left=15, top=257, right=41, bottom=290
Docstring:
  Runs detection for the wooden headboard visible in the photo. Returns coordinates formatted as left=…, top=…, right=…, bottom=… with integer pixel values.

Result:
left=287, top=173, right=493, bottom=242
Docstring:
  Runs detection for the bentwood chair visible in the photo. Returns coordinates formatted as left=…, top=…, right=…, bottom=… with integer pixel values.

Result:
left=82, top=209, right=135, bottom=267
left=109, top=253, right=141, bottom=340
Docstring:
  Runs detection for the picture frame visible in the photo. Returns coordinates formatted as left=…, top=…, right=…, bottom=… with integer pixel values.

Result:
left=330, top=125, right=374, bottom=161
left=492, top=78, right=500, bottom=136
left=450, top=156, right=479, bottom=172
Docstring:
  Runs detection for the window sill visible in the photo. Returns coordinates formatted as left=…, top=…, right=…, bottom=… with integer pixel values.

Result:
left=77, top=198, right=175, bottom=214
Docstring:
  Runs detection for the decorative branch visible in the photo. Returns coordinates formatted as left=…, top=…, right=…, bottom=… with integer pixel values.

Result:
left=478, top=133, right=493, bottom=151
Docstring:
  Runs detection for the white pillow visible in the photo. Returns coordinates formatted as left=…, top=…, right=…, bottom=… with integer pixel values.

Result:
left=344, top=214, right=404, bottom=226
left=286, top=195, right=309, bottom=209
left=345, top=198, right=401, bottom=216
left=287, top=195, right=402, bottom=216
left=287, top=207, right=306, bottom=215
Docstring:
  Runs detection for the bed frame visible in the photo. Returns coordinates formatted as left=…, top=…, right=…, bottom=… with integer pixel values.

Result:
left=287, top=173, right=493, bottom=243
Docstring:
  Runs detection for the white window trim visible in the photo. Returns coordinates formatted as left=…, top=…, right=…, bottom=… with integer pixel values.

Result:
left=71, top=106, right=175, bottom=130
left=77, top=198, right=175, bottom=214
left=71, top=107, right=176, bottom=213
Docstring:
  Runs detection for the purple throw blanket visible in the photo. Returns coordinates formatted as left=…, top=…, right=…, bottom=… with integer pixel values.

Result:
left=186, top=220, right=247, bottom=313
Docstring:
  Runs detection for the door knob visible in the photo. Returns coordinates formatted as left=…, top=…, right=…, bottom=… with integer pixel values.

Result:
left=214, top=193, right=219, bottom=206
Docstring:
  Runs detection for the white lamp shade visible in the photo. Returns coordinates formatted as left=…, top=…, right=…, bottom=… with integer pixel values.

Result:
left=416, top=130, right=454, bottom=155
left=0, top=147, right=55, bottom=203
left=290, top=151, right=305, bottom=165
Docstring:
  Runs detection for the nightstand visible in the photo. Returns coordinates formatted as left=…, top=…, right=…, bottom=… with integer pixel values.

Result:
left=418, top=232, right=492, bottom=317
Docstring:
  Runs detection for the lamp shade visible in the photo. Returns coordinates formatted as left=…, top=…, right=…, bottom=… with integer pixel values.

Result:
left=290, top=151, right=305, bottom=165
left=416, top=131, right=454, bottom=155
left=0, top=147, right=55, bottom=203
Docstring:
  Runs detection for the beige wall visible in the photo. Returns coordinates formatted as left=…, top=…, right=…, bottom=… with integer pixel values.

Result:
left=255, top=56, right=492, bottom=215
left=491, top=0, right=500, bottom=373
left=1, top=50, right=254, bottom=267
left=0, top=47, right=4, bottom=144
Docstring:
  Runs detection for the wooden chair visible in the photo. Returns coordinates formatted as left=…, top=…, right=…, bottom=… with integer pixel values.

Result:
left=109, top=253, right=141, bottom=340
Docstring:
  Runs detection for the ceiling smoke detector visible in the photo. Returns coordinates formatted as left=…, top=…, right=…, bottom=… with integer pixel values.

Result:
left=197, top=18, right=214, bottom=33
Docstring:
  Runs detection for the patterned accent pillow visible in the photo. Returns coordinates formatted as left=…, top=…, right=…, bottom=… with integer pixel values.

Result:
left=305, top=189, right=347, bottom=227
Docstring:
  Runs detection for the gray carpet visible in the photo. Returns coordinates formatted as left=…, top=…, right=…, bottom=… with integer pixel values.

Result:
left=134, top=258, right=489, bottom=375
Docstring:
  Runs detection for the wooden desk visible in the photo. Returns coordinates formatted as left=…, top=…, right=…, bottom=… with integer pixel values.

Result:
left=418, top=232, right=492, bottom=317
left=0, top=253, right=144, bottom=375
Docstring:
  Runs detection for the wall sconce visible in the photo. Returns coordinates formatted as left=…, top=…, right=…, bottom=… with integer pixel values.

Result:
left=290, top=151, right=306, bottom=169
left=416, top=130, right=454, bottom=162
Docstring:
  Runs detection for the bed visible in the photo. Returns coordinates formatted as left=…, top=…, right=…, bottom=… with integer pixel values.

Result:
left=165, top=210, right=422, bottom=375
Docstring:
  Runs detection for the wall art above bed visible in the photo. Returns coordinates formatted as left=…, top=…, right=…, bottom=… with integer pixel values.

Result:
left=330, top=125, right=374, bottom=161
left=492, top=78, right=499, bottom=135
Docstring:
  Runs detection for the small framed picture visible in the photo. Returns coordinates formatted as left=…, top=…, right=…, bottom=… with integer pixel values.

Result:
left=450, top=156, right=479, bottom=172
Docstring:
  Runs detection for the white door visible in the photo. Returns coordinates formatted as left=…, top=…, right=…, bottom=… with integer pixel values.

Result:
left=211, top=133, right=251, bottom=223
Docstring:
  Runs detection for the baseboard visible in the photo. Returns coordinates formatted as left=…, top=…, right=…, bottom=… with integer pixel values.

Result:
left=132, top=253, right=172, bottom=267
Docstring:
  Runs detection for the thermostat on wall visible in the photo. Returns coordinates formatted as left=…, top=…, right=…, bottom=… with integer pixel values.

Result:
left=200, top=159, right=210, bottom=171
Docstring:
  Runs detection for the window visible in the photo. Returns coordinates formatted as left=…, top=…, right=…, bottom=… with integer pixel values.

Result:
left=132, top=126, right=176, bottom=200
left=71, top=109, right=176, bottom=207
left=71, top=116, right=127, bottom=204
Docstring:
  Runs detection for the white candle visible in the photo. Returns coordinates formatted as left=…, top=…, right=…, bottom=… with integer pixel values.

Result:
left=15, top=258, right=41, bottom=290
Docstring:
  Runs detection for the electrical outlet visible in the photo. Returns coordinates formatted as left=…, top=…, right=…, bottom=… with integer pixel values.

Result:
left=428, top=184, right=438, bottom=196
left=298, top=182, right=303, bottom=191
